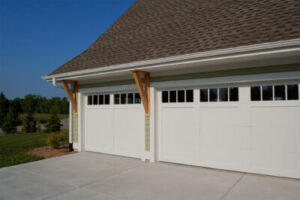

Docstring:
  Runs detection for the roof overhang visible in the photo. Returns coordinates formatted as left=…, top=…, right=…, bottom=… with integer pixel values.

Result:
left=43, top=39, right=300, bottom=84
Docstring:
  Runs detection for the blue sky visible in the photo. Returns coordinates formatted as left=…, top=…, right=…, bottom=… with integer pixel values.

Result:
left=0, top=0, right=135, bottom=99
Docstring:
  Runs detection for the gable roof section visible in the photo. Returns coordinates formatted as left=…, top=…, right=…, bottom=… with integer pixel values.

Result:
left=49, top=0, right=300, bottom=76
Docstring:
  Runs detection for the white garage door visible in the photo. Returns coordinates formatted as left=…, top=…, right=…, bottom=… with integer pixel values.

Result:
left=158, top=83, right=300, bottom=178
left=84, top=92, right=144, bottom=158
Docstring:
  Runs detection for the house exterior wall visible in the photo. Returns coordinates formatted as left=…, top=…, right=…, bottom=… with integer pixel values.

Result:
left=72, top=110, right=78, bottom=143
left=78, top=64, right=300, bottom=90
left=145, top=116, right=150, bottom=151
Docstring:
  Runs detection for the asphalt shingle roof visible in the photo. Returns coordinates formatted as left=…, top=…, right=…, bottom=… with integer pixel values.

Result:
left=49, top=0, right=300, bottom=75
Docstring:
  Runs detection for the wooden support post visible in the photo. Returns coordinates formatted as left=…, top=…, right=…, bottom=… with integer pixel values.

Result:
left=62, top=80, right=78, bottom=113
left=132, top=70, right=150, bottom=116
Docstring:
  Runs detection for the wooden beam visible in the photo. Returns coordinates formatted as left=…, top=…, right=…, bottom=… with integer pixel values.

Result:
left=62, top=80, right=78, bottom=113
left=132, top=70, right=150, bottom=116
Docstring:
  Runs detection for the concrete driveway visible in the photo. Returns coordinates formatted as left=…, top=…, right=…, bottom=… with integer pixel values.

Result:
left=1, top=152, right=300, bottom=200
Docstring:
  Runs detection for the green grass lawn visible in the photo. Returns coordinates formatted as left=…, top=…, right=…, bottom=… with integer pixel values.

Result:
left=19, top=113, right=69, bottom=123
left=0, top=133, right=49, bottom=168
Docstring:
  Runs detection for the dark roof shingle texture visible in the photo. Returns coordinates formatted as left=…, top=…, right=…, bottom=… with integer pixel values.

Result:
left=49, top=0, right=300, bottom=75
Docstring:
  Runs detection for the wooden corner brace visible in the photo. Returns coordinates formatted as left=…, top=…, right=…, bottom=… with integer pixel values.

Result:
left=132, top=70, right=150, bottom=116
left=62, top=80, right=78, bottom=113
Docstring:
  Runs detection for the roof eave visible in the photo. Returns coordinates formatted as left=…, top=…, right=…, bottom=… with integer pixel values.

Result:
left=42, top=38, right=300, bottom=82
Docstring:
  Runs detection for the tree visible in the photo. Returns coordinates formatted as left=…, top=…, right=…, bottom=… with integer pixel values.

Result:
left=0, top=92, right=9, bottom=127
left=23, top=111, right=36, bottom=133
left=22, top=94, right=36, bottom=114
left=2, top=106, right=19, bottom=134
left=46, top=107, right=61, bottom=132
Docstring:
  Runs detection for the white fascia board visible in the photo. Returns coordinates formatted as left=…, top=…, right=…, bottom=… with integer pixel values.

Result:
left=43, top=38, right=300, bottom=81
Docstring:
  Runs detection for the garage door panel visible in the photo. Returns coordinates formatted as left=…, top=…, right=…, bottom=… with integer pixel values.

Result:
left=160, top=107, right=198, bottom=164
left=85, top=108, right=114, bottom=153
left=113, top=107, right=144, bottom=158
left=84, top=93, right=143, bottom=159
left=251, top=106, right=300, bottom=173
left=198, top=108, right=242, bottom=170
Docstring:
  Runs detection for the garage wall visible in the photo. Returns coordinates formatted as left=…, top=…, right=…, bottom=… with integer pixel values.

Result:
left=77, top=64, right=300, bottom=156
left=72, top=111, right=78, bottom=143
left=145, top=116, right=150, bottom=151
left=79, top=64, right=300, bottom=90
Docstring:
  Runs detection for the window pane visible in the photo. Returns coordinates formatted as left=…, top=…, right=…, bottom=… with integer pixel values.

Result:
left=178, top=90, right=185, bottom=102
left=262, top=86, right=273, bottom=101
left=170, top=90, right=176, bottom=103
left=93, top=95, right=98, bottom=105
left=128, top=93, right=133, bottom=104
left=209, top=88, right=218, bottom=102
left=121, top=93, right=126, bottom=104
left=135, top=93, right=141, bottom=104
left=230, top=87, right=239, bottom=101
left=274, top=85, right=285, bottom=101
left=200, top=89, right=208, bottom=102
left=105, top=95, right=110, bottom=105
left=287, top=84, right=299, bottom=100
left=114, top=94, right=119, bottom=104
left=99, top=95, right=104, bottom=105
left=162, top=91, right=168, bottom=103
left=219, top=88, right=228, bottom=102
left=88, top=96, right=92, bottom=105
left=186, top=90, right=193, bottom=102
left=251, top=86, right=261, bottom=101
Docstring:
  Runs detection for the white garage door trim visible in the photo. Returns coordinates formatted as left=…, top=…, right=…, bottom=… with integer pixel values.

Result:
left=157, top=82, right=300, bottom=178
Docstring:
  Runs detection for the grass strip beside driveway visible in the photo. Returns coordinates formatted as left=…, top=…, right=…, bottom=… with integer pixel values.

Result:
left=0, top=133, right=49, bottom=168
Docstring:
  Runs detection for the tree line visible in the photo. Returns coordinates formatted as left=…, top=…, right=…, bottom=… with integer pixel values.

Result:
left=0, top=92, right=69, bottom=131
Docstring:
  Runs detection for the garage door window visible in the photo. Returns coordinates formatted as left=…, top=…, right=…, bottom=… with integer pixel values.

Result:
left=275, top=85, right=285, bottom=100
left=251, top=84, right=299, bottom=101
left=87, top=94, right=110, bottom=105
left=288, top=84, right=299, bottom=100
left=162, top=90, right=194, bottom=103
left=114, top=93, right=141, bottom=104
left=200, top=87, right=238, bottom=102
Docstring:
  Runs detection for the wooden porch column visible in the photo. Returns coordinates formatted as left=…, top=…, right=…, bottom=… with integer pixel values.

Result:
left=62, top=80, right=78, bottom=113
left=132, top=70, right=150, bottom=116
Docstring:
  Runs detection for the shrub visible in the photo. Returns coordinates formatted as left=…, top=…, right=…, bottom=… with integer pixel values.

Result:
left=2, top=106, right=19, bottom=134
left=24, top=112, right=36, bottom=133
left=46, top=132, right=68, bottom=149
left=36, top=120, right=41, bottom=133
left=46, top=108, right=61, bottom=132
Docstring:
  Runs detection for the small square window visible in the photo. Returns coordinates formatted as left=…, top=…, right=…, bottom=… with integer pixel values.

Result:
left=128, top=93, right=133, bottom=104
left=262, top=86, right=273, bottom=101
left=114, top=94, right=119, bottom=104
left=219, top=88, right=228, bottom=102
left=121, top=93, right=126, bottom=104
left=162, top=91, right=168, bottom=103
left=178, top=90, right=185, bottom=102
left=287, top=84, right=299, bottom=100
left=251, top=86, right=261, bottom=101
left=93, top=95, right=98, bottom=105
left=105, top=94, right=110, bottom=105
left=274, top=85, right=285, bottom=101
left=88, top=96, right=92, bottom=105
left=186, top=90, right=193, bottom=102
left=209, top=88, right=218, bottom=102
left=200, top=89, right=208, bottom=102
left=229, top=87, right=238, bottom=101
left=99, top=95, right=104, bottom=105
left=170, top=90, right=176, bottom=103
left=135, top=93, right=141, bottom=104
